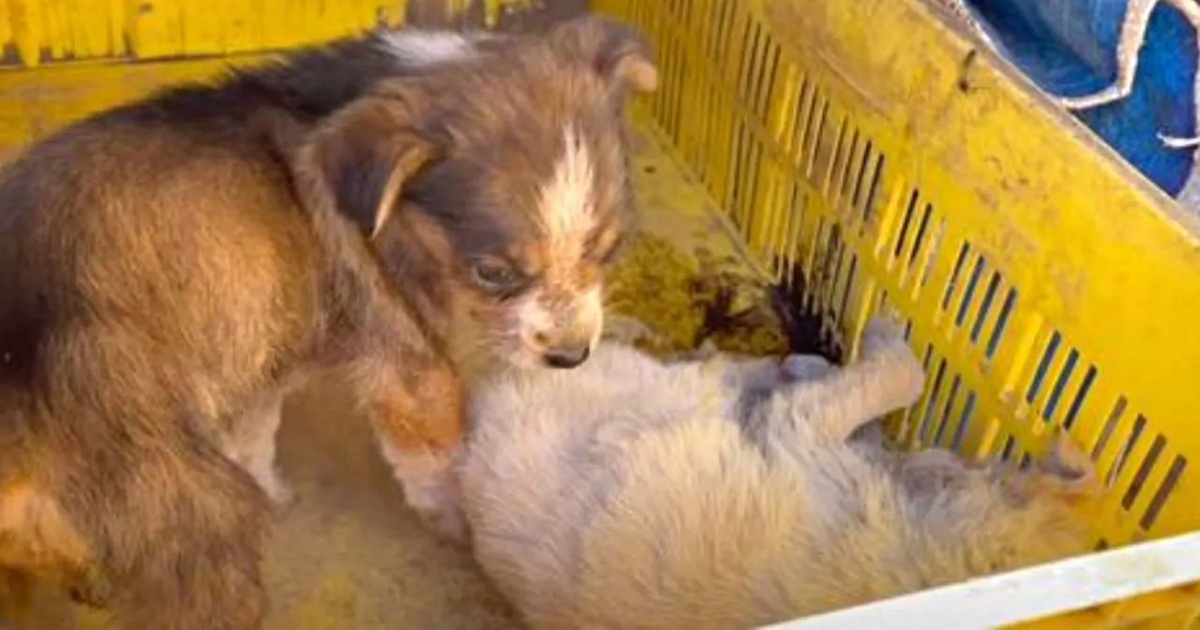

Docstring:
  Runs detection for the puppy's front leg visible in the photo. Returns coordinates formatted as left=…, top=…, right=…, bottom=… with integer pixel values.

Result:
left=766, top=316, right=925, bottom=445
left=702, top=354, right=791, bottom=392
left=225, top=389, right=294, bottom=509
left=348, top=351, right=468, bottom=544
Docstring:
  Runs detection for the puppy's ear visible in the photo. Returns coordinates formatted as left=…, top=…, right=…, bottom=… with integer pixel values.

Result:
left=549, top=15, right=659, bottom=94
left=391, top=202, right=456, bottom=267
left=298, top=94, right=440, bottom=239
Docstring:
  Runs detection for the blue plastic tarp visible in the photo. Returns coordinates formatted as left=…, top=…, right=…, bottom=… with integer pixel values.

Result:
left=967, top=0, right=1198, bottom=195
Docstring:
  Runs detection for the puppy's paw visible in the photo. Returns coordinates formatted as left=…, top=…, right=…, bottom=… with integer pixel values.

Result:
left=397, top=462, right=471, bottom=546
left=858, top=322, right=922, bottom=409
left=893, top=352, right=927, bottom=407
left=421, top=503, right=471, bottom=547
left=780, top=354, right=835, bottom=381
left=1040, top=431, right=1100, bottom=497
left=251, top=467, right=297, bottom=511
left=862, top=316, right=924, bottom=402
left=860, top=315, right=908, bottom=356
left=264, top=478, right=298, bottom=512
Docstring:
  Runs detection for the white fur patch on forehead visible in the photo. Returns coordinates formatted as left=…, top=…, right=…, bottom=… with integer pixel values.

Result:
left=378, top=31, right=477, bottom=65
left=537, top=124, right=598, bottom=261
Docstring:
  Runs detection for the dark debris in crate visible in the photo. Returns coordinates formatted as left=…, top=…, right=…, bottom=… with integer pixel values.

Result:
left=770, top=262, right=844, bottom=365
left=606, top=233, right=845, bottom=364
left=606, top=234, right=791, bottom=357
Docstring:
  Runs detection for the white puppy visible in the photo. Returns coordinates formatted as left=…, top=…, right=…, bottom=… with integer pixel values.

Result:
left=458, top=317, right=1098, bottom=629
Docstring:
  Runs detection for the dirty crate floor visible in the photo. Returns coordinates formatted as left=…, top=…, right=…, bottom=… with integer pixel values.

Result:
left=7, top=107, right=789, bottom=627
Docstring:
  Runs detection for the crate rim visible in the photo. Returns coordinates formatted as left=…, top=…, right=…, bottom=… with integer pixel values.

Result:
left=763, top=530, right=1200, bottom=629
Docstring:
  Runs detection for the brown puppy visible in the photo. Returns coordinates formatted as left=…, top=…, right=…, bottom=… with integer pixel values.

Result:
left=282, top=17, right=657, bottom=536
left=0, top=16, right=655, bottom=629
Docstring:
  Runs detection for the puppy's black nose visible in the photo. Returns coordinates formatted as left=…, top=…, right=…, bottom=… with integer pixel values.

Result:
left=543, top=345, right=590, bottom=369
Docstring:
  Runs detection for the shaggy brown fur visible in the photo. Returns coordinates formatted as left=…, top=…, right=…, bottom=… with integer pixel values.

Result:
left=459, top=317, right=1099, bottom=628
left=0, top=15, right=655, bottom=629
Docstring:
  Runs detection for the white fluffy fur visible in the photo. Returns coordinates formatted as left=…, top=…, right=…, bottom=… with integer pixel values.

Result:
left=539, top=125, right=597, bottom=253
left=458, top=318, right=1096, bottom=628
left=377, top=31, right=478, bottom=65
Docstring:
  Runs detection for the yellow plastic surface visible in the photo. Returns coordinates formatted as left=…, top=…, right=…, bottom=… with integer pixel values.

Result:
left=1, top=0, right=1199, bottom=626
left=592, top=0, right=1200, bottom=626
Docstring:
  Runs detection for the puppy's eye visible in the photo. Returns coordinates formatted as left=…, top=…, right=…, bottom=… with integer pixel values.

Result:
left=471, top=260, right=524, bottom=293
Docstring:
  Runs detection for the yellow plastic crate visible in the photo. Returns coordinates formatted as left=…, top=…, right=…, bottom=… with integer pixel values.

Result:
left=2, top=0, right=1200, bottom=627
left=594, top=0, right=1200, bottom=626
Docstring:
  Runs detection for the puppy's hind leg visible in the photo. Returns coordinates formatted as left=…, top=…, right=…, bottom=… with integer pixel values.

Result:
left=780, top=354, right=837, bottom=382
left=109, top=449, right=270, bottom=630
left=763, top=316, right=925, bottom=445
left=1015, top=429, right=1103, bottom=500
left=719, top=352, right=837, bottom=389
left=707, top=355, right=792, bottom=392
left=0, top=535, right=52, bottom=628
left=698, top=350, right=834, bottom=396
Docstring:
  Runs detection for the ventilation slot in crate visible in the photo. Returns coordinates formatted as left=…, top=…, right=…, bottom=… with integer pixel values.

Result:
left=886, top=192, right=945, bottom=299
left=1141, top=455, right=1187, bottom=530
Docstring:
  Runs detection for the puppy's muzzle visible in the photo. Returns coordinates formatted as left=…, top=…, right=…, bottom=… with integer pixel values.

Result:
left=523, top=287, right=603, bottom=369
